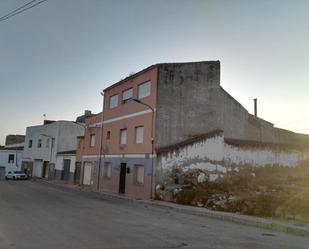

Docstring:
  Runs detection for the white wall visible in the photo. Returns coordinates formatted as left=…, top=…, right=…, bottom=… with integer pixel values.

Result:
left=57, top=122, right=84, bottom=153
left=224, top=144, right=303, bottom=167
left=157, top=132, right=306, bottom=182
left=158, top=135, right=224, bottom=173
left=23, top=122, right=59, bottom=163
left=23, top=121, right=84, bottom=165
left=55, top=154, right=76, bottom=172
left=0, top=150, right=23, bottom=173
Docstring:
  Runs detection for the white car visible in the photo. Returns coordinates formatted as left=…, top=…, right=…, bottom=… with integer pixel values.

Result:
left=5, top=171, right=28, bottom=180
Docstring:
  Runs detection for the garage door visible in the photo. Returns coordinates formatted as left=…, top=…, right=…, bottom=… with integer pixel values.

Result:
left=33, top=160, right=43, bottom=178
left=83, top=162, right=92, bottom=185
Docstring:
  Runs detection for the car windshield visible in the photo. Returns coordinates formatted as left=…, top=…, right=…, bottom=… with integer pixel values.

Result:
left=14, top=171, right=23, bottom=174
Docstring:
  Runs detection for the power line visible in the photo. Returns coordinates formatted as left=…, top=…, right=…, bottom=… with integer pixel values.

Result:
left=0, top=0, right=48, bottom=23
left=279, top=115, right=309, bottom=127
left=0, top=0, right=37, bottom=21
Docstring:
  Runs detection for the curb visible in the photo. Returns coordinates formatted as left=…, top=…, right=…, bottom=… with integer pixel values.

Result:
left=147, top=202, right=309, bottom=238
left=38, top=180, right=309, bottom=238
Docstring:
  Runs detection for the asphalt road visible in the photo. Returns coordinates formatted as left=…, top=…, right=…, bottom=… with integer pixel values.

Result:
left=0, top=181, right=308, bottom=249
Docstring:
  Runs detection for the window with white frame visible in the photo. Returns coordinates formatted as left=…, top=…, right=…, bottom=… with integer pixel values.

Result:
left=90, top=134, right=96, bottom=147
left=46, top=138, right=50, bottom=148
left=135, top=126, right=144, bottom=144
left=134, top=165, right=144, bottom=185
left=122, top=88, right=133, bottom=103
left=109, top=94, right=118, bottom=108
left=28, top=139, right=32, bottom=148
left=103, top=162, right=112, bottom=179
left=138, top=81, right=151, bottom=99
left=120, top=129, right=127, bottom=145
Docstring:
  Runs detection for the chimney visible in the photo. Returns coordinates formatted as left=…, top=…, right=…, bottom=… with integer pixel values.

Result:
left=254, top=98, right=257, bottom=117
left=84, top=110, right=92, bottom=117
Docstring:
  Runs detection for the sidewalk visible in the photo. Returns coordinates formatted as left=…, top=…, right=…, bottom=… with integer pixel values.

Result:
left=38, top=179, right=309, bottom=238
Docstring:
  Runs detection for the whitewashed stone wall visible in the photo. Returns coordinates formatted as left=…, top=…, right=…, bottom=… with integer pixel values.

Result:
left=224, top=143, right=303, bottom=167
left=156, top=132, right=306, bottom=184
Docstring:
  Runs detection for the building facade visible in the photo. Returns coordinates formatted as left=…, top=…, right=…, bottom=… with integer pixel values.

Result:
left=0, top=147, right=23, bottom=175
left=76, top=113, right=101, bottom=187
left=22, top=120, right=84, bottom=181
left=79, top=61, right=309, bottom=199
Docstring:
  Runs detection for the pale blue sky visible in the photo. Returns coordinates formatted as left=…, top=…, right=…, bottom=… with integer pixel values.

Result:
left=0, top=0, right=308, bottom=145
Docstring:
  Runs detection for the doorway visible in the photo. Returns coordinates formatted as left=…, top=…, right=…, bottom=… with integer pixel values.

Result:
left=62, top=159, right=71, bottom=181
left=33, top=160, right=43, bottom=178
left=42, top=161, right=49, bottom=179
left=83, top=162, right=92, bottom=185
left=119, top=163, right=126, bottom=194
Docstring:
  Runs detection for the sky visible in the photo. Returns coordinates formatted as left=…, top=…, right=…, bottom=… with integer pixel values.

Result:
left=0, top=0, right=308, bottom=145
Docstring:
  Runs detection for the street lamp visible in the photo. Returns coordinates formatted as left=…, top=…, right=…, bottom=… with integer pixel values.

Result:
left=132, top=98, right=155, bottom=199
left=97, top=91, right=105, bottom=191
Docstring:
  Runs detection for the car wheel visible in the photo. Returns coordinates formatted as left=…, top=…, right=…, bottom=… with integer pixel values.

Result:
left=13, top=176, right=16, bottom=180
left=5, top=177, right=8, bottom=181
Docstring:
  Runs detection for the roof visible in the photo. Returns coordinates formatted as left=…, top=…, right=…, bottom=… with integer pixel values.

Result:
left=103, top=61, right=220, bottom=92
left=0, top=147, right=23, bottom=151
left=157, top=129, right=308, bottom=154
left=4, top=142, right=24, bottom=149
left=224, top=138, right=304, bottom=151
left=103, top=64, right=157, bottom=92
left=57, top=150, right=76, bottom=155
left=26, top=120, right=78, bottom=129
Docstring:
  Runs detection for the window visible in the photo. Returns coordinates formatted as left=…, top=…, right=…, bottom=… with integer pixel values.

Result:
left=78, top=140, right=83, bottom=149
left=46, top=138, right=50, bottom=148
left=8, top=154, right=14, bottom=164
left=106, top=131, right=111, bottom=140
left=134, top=165, right=144, bottom=185
left=103, top=162, right=112, bottom=179
left=122, top=88, right=133, bottom=103
left=138, top=81, right=151, bottom=99
left=109, top=94, right=118, bottom=108
left=28, top=140, right=32, bottom=148
left=51, top=138, right=55, bottom=148
left=90, top=134, right=96, bottom=147
left=120, top=129, right=127, bottom=145
left=37, top=139, right=42, bottom=148
left=135, top=126, right=144, bottom=144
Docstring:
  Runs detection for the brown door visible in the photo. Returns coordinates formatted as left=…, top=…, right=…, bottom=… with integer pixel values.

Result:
left=42, top=161, right=49, bottom=179
left=119, top=163, right=126, bottom=194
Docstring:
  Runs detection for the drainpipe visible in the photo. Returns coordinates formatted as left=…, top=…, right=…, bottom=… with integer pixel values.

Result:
left=97, top=92, right=105, bottom=191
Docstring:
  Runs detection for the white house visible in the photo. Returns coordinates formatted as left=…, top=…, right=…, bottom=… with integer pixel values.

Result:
left=22, top=120, right=84, bottom=181
left=0, top=145, right=23, bottom=174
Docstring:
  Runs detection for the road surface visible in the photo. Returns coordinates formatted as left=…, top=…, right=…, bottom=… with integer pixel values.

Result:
left=0, top=180, right=308, bottom=249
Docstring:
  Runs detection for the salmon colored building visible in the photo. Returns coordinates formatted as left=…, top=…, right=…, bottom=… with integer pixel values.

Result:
left=76, top=113, right=102, bottom=186
left=77, top=61, right=224, bottom=199
left=77, top=65, right=157, bottom=199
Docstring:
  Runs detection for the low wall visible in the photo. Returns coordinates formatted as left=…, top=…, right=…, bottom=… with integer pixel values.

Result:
left=156, top=132, right=306, bottom=187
